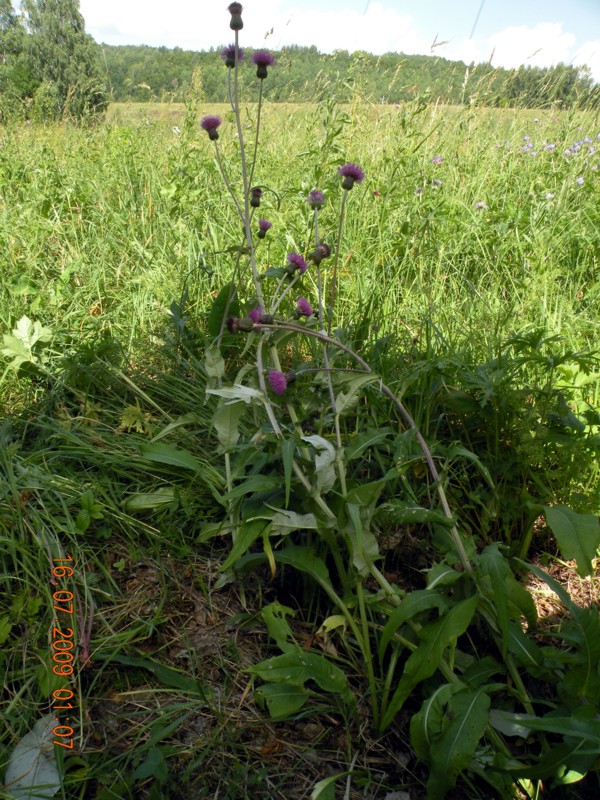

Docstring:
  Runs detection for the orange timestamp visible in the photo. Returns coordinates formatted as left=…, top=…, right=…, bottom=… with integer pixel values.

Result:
left=50, top=555, right=77, bottom=750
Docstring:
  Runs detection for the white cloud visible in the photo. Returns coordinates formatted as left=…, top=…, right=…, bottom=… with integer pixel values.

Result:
left=79, top=2, right=599, bottom=83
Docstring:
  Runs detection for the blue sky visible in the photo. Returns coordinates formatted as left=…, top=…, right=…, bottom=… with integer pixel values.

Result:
left=74, top=1, right=600, bottom=82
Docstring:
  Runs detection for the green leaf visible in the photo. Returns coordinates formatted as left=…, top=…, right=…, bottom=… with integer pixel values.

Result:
left=224, top=476, right=280, bottom=500
left=311, top=774, right=345, bottom=800
left=259, top=602, right=296, bottom=653
left=345, top=428, right=393, bottom=460
left=204, top=344, right=225, bottom=380
left=270, top=509, right=319, bottom=535
left=4, top=714, right=60, bottom=799
left=380, top=596, right=479, bottom=731
left=410, top=683, right=463, bottom=761
left=281, top=438, right=295, bottom=507
left=334, top=374, right=375, bottom=414
left=255, top=683, right=308, bottom=720
left=138, top=442, right=205, bottom=473
left=382, top=500, right=454, bottom=527
left=206, top=384, right=264, bottom=404
left=543, top=505, right=600, bottom=577
left=426, top=562, right=464, bottom=590
left=301, top=435, right=336, bottom=493
left=133, top=747, right=168, bottom=783
left=379, top=590, right=449, bottom=660
left=260, top=267, right=288, bottom=279
left=506, top=621, right=545, bottom=672
left=211, top=401, right=245, bottom=449
left=221, top=519, right=271, bottom=572
left=207, top=282, right=238, bottom=338
left=124, top=488, right=178, bottom=511
left=345, top=503, right=381, bottom=577
left=93, top=653, right=207, bottom=696
left=426, top=690, right=491, bottom=800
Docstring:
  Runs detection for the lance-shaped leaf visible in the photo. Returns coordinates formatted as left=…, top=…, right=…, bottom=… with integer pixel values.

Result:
left=543, top=505, right=600, bottom=577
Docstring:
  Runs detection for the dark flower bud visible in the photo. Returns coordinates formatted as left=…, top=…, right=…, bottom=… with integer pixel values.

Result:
left=250, top=186, right=263, bottom=208
left=257, top=219, right=272, bottom=239
left=228, top=2, right=243, bottom=30
left=200, top=115, right=222, bottom=141
left=307, top=190, right=325, bottom=210
left=308, top=243, right=331, bottom=265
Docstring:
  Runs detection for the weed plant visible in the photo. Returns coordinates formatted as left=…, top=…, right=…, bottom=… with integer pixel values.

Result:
left=1, top=4, right=600, bottom=799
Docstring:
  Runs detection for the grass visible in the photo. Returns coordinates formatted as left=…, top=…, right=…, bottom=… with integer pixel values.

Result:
left=1, top=96, right=599, bottom=798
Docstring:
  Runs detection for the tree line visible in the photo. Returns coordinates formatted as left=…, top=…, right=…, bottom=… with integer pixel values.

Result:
left=1, top=0, right=598, bottom=123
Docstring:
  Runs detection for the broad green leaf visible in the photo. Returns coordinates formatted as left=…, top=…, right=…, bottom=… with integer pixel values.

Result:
left=211, top=400, right=246, bottom=449
left=345, top=428, right=393, bottom=460
left=543, top=505, right=600, bottom=577
left=207, top=282, right=239, bottom=338
left=346, top=477, right=388, bottom=509
left=151, top=413, right=201, bottom=442
left=204, top=345, right=225, bottom=380
left=345, top=503, right=381, bottom=577
left=379, top=590, right=449, bottom=660
left=410, top=683, right=463, bottom=761
left=426, top=690, right=491, bottom=800
left=206, top=384, right=264, bottom=404
left=506, top=622, right=545, bottom=673
left=224, top=476, right=279, bottom=500
left=426, top=562, right=464, bottom=590
left=334, top=374, right=375, bottom=414
left=499, top=712, right=600, bottom=745
left=4, top=714, right=60, bottom=799
left=138, top=442, right=204, bottom=473
left=382, top=500, right=455, bottom=527
left=270, top=509, right=319, bottom=535
left=133, top=747, right=168, bottom=783
left=221, top=519, right=271, bottom=572
left=249, top=649, right=353, bottom=705
left=233, top=545, right=332, bottom=588
left=124, top=487, right=177, bottom=511
left=259, top=266, right=288, bottom=279
left=311, top=774, right=344, bottom=800
left=508, top=742, right=598, bottom=780
left=259, top=602, right=296, bottom=653
left=301, top=435, right=336, bottom=493
left=255, top=683, right=308, bottom=720
left=380, top=596, right=479, bottom=730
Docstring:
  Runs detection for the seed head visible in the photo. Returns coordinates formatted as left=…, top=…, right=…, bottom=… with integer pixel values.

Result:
left=200, top=115, right=222, bottom=141
left=252, top=50, right=275, bottom=79
left=338, top=162, right=365, bottom=190
left=228, top=2, right=243, bottom=30
left=221, top=44, right=243, bottom=68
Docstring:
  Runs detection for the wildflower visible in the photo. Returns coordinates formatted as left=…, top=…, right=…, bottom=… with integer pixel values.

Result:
left=252, top=50, right=275, bottom=80
left=200, top=115, right=222, bottom=141
left=522, top=142, right=533, bottom=151
left=523, top=135, right=531, bottom=142
left=172, top=126, right=181, bottom=135
left=545, top=192, right=555, bottom=200
left=250, top=186, right=263, bottom=208
left=414, top=186, right=423, bottom=195
left=431, top=155, right=443, bottom=165
left=576, top=176, right=584, bottom=186
left=307, top=190, right=325, bottom=210
left=268, top=370, right=289, bottom=396
left=257, top=219, right=272, bottom=239
left=534, top=117, right=539, bottom=123
left=221, top=44, right=243, bottom=68
left=228, top=2, right=243, bottom=30
left=431, top=178, right=442, bottom=188
left=474, top=200, right=488, bottom=210
left=287, top=253, right=308, bottom=274
left=545, top=143, right=556, bottom=151
left=589, top=146, right=596, bottom=156
left=248, top=306, right=264, bottom=324
left=296, top=297, right=313, bottom=317
left=308, top=243, right=331, bottom=265
left=338, top=162, right=365, bottom=190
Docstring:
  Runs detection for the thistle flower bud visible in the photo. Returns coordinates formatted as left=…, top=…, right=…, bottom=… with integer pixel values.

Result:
left=338, top=162, right=365, bottom=190
left=257, top=219, right=272, bottom=239
left=228, top=2, right=243, bottom=30
left=200, top=115, right=222, bottom=141
left=250, top=186, right=263, bottom=208
left=308, top=243, right=331, bottom=265
left=307, top=190, right=325, bottom=210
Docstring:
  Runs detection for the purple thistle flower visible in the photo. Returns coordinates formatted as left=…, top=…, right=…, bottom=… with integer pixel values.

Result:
left=268, top=370, right=288, bottom=396
left=287, top=253, right=308, bottom=274
left=308, top=190, right=325, bottom=210
left=308, top=242, right=331, bottom=264
left=257, top=219, right=272, bottom=239
left=248, top=306, right=263, bottom=324
left=221, top=44, right=244, bottom=68
left=431, top=155, right=443, bottom=165
left=228, top=2, right=243, bottom=30
left=252, top=50, right=275, bottom=79
left=296, top=297, right=313, bottom=317
left=339, top=162, right=365, bottom=190
left=200, top=115, right=222, bottom=141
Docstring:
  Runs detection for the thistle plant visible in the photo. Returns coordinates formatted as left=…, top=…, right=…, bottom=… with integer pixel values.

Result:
left=197, top=6, right=600, bottom=797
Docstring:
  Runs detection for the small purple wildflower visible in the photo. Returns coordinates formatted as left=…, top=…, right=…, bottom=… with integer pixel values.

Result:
left=576, top=176, right=584, bottom=186
left=252, top=50, right=275, bottom=79
left=431, top=178, right=443, bottom=188
left=200, top=115, right=222, bottom=141
left=250, top=186, right=262, bottom=208
left=221, top=44, right=244, bottom=68
left=431, top=155, right=443, bottom=165
left=287, top=253, right=308, bottom=274
left=414, top=186, right=423, bottom=196
left=523, top=135, right=531, bottom=142
left=296, top=297, right=313, bottom=317
left=338, top=163, right=365, bottom=190
left=308, top=190, right=325, bottom=210
left=589, top=146, right=596, bottom=156
left=545, top=192, right=555, bottom=200
left=228, top=2, right=243, bottom=30
left=474, top=200, right=488, bottom=210
left=545, top=143, right=556, bottom=151
left=522, top=142, right=533, bottom=151
left=257, top=219, right=272, bottom=239
left=268, top=370, right=288, bottom=396
left=248, top=306, right=263, bottom=324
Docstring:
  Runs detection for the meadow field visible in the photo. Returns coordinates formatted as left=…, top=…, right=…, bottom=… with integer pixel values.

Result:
left=1, top=95, right=600, bottom=799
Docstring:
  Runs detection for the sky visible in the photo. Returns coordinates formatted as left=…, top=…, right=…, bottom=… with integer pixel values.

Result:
left=77, top=0, right=600, bottom=82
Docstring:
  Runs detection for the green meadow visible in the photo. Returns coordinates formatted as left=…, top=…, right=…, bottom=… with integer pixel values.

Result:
left=1, top=96, right=600, bottom=799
